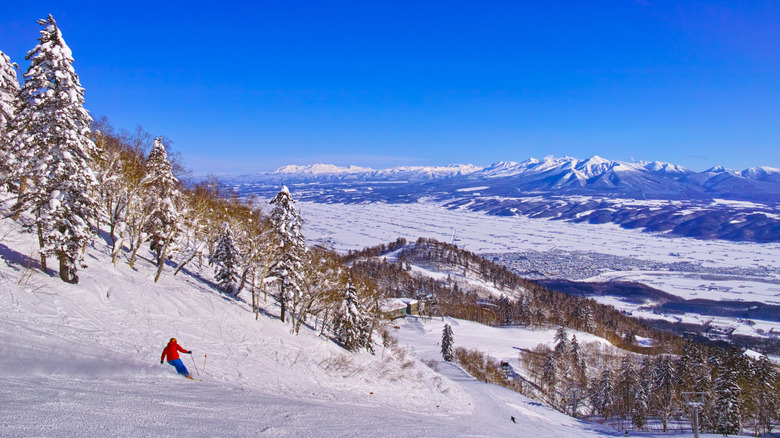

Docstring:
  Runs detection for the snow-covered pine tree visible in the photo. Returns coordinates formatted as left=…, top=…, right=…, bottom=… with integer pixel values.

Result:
left=615, top=355, right=639, bottom=424
left=634, top=357, right=655, bottom=431
left=331, top=282, right=371, bottom=352
left=651, top=355, right=679, bottom=433
left=569, top=334, right=587, bottom=385
left=141, top=137, right=181, bottom=280
left=713, top=350, right=743, bottom=436
left=266, top=185, right=306, bottom=323
left=0, top=50, right=19, bottom=188
left=542, top=353, right=558, bottom=395
left=553, top=326, right=571, bottom=382
left=9, top=15, right=99, bottom=283
left=441, top=323, right=454, bottom=362
left=593, top=368, right=615, bottom=422
left=210, top=223, right=241, bottom=294
left=750, top=355, right=779, bottom=436
left=553, top=326, right=569, bottom=356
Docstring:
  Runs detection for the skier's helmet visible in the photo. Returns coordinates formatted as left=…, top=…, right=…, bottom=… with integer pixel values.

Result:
left=170, top=338, right=177, bottom=343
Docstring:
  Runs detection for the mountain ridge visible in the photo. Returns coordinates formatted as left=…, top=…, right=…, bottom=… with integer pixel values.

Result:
left=224, top=155, right=780, bottom=243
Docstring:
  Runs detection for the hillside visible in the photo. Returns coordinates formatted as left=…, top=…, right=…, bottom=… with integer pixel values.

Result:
left=0, top=205, right=618, bottom=437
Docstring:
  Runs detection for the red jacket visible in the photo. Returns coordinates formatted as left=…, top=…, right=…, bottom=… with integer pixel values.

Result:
left=161, top=341, right=188, bottom=362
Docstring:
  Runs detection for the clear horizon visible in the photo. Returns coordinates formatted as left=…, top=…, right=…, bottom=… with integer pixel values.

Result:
left=2, top=1, right=779, bottom=175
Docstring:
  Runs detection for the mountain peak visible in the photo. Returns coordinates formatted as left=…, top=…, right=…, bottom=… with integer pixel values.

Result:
left=275, top=164, right=373, bottom=175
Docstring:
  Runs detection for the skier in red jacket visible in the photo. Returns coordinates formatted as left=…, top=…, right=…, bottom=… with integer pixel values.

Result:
left=161, top=338, right=194, bottom=379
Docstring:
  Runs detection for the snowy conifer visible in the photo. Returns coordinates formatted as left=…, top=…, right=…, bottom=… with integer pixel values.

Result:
left=651, top=355, right=679, bottom=432
left=542, top=353, right=558, bottom=393
left=570, top=334, right=587, bottom=384
left=441, top=323, right=454, bottom=362
left=593, top=368, right=615, bottom=421
left=553, top=326, right=569, bottom=356
left=0, top=50, right=19, bottom=186
left=751, top=356, right=779, bottom=435
left=9, top=15, right=98, bottom=283
left=266, top=185, right=306, bottom=323
left=142, top=137, right=181, bottom=273
left=713, top=350, right=742, bottom=435
left=210, top=223, right=240, bottom=294
left=615, top=355, right=639, bottom=421
left=331, top=282, right=371, bottom=352
left=633, top=378, right=650, bottom=430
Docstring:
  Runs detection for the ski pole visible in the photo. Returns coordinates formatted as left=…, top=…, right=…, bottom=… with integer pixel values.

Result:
left=203, top=354, right=207, bottom=373
left=190, top=353, right=200, bottom=376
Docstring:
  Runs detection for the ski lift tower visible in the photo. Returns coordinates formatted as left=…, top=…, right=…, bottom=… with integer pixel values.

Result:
left=567, top=386, right=583, bottom=418
left=682, top=392, right=705, bottom=438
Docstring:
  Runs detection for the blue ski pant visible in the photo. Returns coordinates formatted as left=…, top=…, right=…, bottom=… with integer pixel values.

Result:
left=167, top=358, right=189, bottom=376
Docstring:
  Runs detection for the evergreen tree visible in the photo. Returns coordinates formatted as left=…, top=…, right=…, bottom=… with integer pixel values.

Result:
left=553, top=326, right=571, bottom=382
left=634, top=357, right=655, bottom=430
left=441, top=323, right=454, bottom=362
left=142, top=137, right=181, bottom=271
left=750, top=355, right=779, bottom=436
left=615, top=355, right=639, bottom=425
left=569, top=334, right=587, bottom=385
left=713, top=350, right=742, bottom=436
left=210, top=223, right=240, bottom=294
left=553, top=326, right=569, bottom=357
left=652, top=355, right=679, bottom=432
left=542, top=353, right=558, bottom=395
left=266, top=185, right=306, bottom=323
left=331, top=282, right=371, bottom=352
left=678, top=340, right=709, bottom=392
left=594, top=368, right=615, bottom=422
left=9, top=15, right=98, bottom=283
left=633, top=379, right=650, bottom=430
left=0, top=50, right=19, bottom=187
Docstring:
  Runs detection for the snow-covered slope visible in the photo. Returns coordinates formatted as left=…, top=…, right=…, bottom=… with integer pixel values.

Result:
left=0, top=208, right=620, bottom=436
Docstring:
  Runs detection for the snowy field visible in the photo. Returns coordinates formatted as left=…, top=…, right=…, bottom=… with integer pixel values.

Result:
left=298, top=200, right=780, bottom=305
left=0, top=211, right=657, bottom=437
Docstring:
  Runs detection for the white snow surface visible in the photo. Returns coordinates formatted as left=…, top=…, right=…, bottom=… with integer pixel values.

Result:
left=0, top=208, right=651, bottom=437
left=298, top=201, right=780, bottom=303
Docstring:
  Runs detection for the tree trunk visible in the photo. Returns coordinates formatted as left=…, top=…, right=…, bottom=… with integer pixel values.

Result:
left=37, top=224, right=47, bottom=272
left=59, top=255, right=77, bottom=284
left=153, top=233, right=172, bottom=283
left=12, top=177, right=26, bottom=220
left=173, top=249, right=200, bottom=276
left=111, top=235, right=124, bottom=266
left=128, top=241, right=141, bottom=269
left=280, top=283, right=286, bottom=323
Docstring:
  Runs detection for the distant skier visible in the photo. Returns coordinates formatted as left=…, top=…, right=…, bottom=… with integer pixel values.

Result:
left=160, top=338, right=194, bottom=379
left=511, top=416, right=516, bottom=423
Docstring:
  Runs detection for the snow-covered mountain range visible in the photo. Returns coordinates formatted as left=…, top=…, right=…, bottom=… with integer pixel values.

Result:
left=225, top=156, right=780, bottom=243
left=231, top=156, right=780, bottom=201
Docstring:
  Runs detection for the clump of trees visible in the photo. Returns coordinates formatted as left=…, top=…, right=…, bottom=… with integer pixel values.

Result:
left=441, top=324, right=454, bottom=362
left=347, top=237, right=682, bottom=354
left=0, top=15, right=380, bottom=354
left=523, top=338, right=780, bottom=436
left=453, top=347, right=521, bottom=393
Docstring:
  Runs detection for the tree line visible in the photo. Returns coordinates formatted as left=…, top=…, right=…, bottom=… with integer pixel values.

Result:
left=527, top=330, right=779, bottom=436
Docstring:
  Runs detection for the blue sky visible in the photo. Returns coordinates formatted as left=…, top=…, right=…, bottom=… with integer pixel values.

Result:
left=2, top=1, right=779, bottom=175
